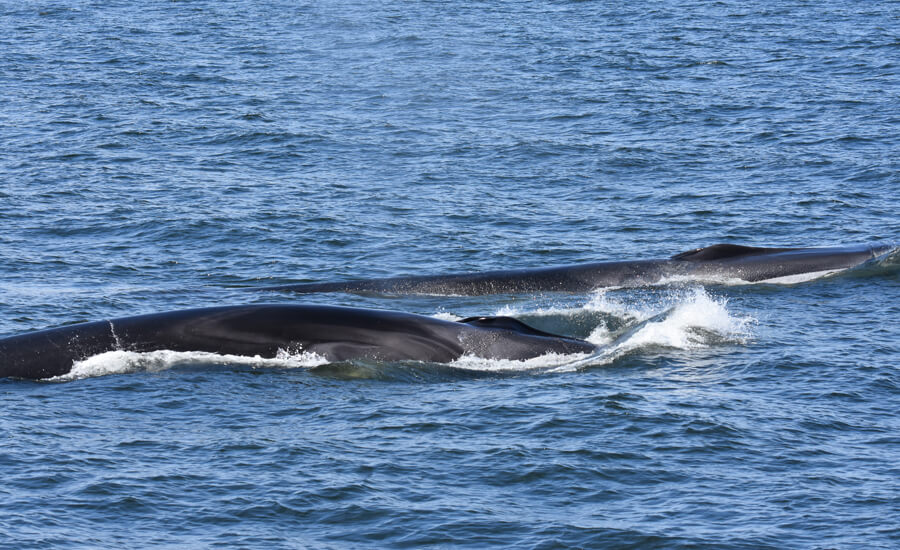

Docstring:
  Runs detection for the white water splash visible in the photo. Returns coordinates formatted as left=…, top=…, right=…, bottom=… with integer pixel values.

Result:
left=584, top=289, right=653, bottom=319
left=450, top=288, right=753, bottom=374
left=600, top=288, right=754, bottom=352
left=578, top=289, right=660, bottom=345
left=49, top=349, right=329, bottom=381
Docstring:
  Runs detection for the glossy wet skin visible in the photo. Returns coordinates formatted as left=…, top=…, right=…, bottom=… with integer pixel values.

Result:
left=256, top=243, right=894, bottom=296
left=0, top=305, right=596, bottom=380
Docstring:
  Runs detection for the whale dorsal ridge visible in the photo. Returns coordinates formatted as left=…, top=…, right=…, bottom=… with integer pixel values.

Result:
left=671, top=243, right=798, bottom=262
left=459, top=316, right=563, bottom=338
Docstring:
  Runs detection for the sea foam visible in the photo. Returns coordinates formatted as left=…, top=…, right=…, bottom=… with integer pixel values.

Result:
left=49, top=349, right=329, bottom=381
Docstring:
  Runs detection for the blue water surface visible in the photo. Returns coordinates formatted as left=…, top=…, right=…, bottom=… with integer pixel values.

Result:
left=1, top=1, right=898, bottom=548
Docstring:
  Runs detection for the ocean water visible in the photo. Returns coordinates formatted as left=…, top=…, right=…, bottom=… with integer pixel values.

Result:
left=1, top=1, right=899, bottom=548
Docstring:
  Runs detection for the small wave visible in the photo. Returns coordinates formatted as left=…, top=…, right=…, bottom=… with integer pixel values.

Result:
left=48, top=349, right=329, bottom=381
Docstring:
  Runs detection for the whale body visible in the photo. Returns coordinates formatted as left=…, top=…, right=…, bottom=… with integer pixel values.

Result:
left=257, top=243, right=896, bottom=296
left=0, top=304, right=596, bottom=380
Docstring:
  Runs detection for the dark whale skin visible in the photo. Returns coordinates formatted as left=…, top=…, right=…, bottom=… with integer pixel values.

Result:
left=257, top=243, right=895, bottom=296
left=0, top=305, right=596, bottom=380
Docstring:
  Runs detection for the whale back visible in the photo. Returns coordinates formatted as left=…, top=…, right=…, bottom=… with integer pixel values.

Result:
left=459, top=316, right=564, bottom=338
left=671, top=244, right=799, bottom=262
left=0, top=305, right=602, bottom=379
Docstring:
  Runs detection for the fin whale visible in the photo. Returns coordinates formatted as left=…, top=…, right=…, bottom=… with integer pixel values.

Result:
left=257, top=243, right=895, bottom=296
left=0, top=305, right=596, bottom=380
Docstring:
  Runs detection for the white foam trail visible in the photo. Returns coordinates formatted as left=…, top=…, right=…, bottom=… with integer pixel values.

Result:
left=49, top=349, right=329, bottom=381
left=448, top=351, right=593, bottom=373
